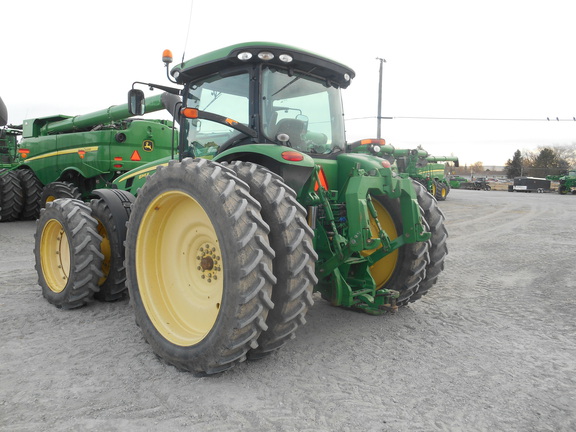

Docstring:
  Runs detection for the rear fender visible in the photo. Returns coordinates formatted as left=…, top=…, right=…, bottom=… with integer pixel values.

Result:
left=214, top=144, right=315, bottom=193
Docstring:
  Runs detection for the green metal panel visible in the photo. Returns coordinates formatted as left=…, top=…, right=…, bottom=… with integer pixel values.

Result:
left=215, top=143, right=314, bottom=167
left=20, top=119, right=177, bottom=186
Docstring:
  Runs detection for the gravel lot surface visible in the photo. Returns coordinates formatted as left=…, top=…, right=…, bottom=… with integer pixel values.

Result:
left=1, top=189, right=575, bottom=431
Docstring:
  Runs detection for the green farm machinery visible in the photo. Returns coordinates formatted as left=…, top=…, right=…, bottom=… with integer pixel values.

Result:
left=0, top=93, right=180, bottom=221
left=0, top=96, right=25, bottom=221
left=547, top=170, right=576, bottom=194
left=381, top=146, right=459, bottom=201
left=34, top=42, right=448, bottom=375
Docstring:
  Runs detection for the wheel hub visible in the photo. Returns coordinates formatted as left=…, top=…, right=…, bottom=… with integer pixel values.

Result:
left=196, top=243, right=221, bottom=283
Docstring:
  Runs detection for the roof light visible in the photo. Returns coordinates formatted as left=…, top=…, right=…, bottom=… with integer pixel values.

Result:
left=279, top=54, right=293, bottom=63
left=344, top=73, right=351, bottom=81
left=258, top=51, right=274, bottom=61
left=162, top=49, right=173, bottom=65
left=237, top=51, right=253, bottom=61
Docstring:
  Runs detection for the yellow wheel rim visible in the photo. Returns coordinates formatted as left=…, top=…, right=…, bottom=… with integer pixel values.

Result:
left=136, top=190, right=224, bottom=346
left=45, top=195, right=57, bottom=204
left=431, top=183, right=437, bottom=196
left=361, top=199, right=399, bottom=288
left=96, top=220, right=111, bottom=286
left=40, top=219, right=71, bottom=293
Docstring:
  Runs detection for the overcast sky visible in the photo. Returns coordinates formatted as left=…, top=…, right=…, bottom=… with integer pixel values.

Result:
left=2, top=0, right=574, bottom=166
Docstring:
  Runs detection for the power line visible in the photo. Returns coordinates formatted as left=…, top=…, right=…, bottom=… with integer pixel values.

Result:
left=346, top=115, right=576, bottom=122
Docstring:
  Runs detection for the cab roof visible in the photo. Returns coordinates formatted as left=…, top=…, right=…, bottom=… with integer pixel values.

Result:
left=171, top=42, right=355, bottom=89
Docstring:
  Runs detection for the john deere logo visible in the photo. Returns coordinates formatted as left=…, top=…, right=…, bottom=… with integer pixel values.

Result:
left=142, top=140, right=154, bottom=152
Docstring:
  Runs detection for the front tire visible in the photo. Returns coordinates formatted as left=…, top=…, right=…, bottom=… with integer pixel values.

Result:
left=40, top=181, right=81, bottom=207
left=226, top=162, right=317, bottom=360
left=35, top=199, right=104, bottom=309
left=405, top=182, right=448, bottom=304
left=125, top=158, right=276, bottom=375
left=368, top=187, right=430, bottom=304
left=435, top=181, right=448, bottom=201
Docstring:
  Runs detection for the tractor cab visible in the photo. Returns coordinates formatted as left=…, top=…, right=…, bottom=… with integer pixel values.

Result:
left=131, top=43, right=354, bottom=159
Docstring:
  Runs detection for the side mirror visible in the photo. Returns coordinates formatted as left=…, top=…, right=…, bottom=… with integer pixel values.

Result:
left=128, top=89, right=145, bottom=116
left=0, top=96, right=8, bottom=126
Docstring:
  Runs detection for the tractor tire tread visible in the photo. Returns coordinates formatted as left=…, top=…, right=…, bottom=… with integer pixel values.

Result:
left=225, top=161, right=317, bottom=360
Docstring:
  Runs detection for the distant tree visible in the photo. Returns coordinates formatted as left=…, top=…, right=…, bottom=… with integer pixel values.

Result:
left=554, top=144, right=576, bottom=168
left=470, top=161, right=484, bottom=175
left=531, top=147, right=570, bottom=176
left=505, top=149, right=523, bottom=178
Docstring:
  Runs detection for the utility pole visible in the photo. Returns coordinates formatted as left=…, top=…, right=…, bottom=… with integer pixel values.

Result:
left=376, top=57, right=386, bottom=139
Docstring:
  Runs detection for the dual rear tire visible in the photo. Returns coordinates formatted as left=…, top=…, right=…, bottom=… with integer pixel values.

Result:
left=0, top=169, right=43, bottom=221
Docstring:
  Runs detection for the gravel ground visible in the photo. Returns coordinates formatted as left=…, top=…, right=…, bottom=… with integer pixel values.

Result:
left=0, top=189, right=575, bottom=431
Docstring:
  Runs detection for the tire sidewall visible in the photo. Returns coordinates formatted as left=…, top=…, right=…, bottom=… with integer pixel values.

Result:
left=35, top=199, right=102, bottom=307
left=125, top=160, right=260, bottom=368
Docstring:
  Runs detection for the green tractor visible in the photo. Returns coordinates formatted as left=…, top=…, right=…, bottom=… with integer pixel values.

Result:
left=547, top=170, right=576, bottom=194
left=382, top=146, right=459, bottom=201
left=34, top=42, right=448, bottom=375
left=0, top=93, right=180, bottom=222
left=448, top=175, right=468, bottom=189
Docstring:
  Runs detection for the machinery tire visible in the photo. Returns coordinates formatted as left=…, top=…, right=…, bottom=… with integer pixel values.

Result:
left=435, top=182, right=448, bottom=201
left=34, top=199, right=104, bottom=309
left=0, top=170, right=24, bottom=222
left=125, top=158, right=276, bottom=375
left=405, top=181, right=448, bottom=304
left=429, top=180, right=437, bottom=198
left=40, top=181, right=81, bottom=207
left=17, top=169, right=43, bottom=220
left=225, top=162, right=317, bottom=360
left=90, top=198, right=128, bottom=302
left=369, top=188, right=430, bottom=305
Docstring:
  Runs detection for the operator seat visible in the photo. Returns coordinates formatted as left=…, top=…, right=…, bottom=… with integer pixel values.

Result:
left=274, top=118, right=307, bottom=149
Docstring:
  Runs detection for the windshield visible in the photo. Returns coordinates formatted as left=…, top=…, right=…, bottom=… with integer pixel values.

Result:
left=183, top=72, right=250, bottom=158
left=262, top=68, right=346, bottom=154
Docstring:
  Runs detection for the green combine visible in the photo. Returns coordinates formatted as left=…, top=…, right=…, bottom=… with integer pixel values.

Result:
left=34, top=42, right=448, bottom=375
left=547, top=170, right=576, bottom=194
left=0, top=93, right=180, bottom=221
left=381, top=146, right=459, bottom=201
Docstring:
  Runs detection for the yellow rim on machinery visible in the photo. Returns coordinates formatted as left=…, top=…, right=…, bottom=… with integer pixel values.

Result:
left=136, top=190, right=224, bottom=346
left=361, top=199, right=399, bottom=288
left=96, top=220, right=111, bottom=286
left=40, top=219, right=71, bottom=293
